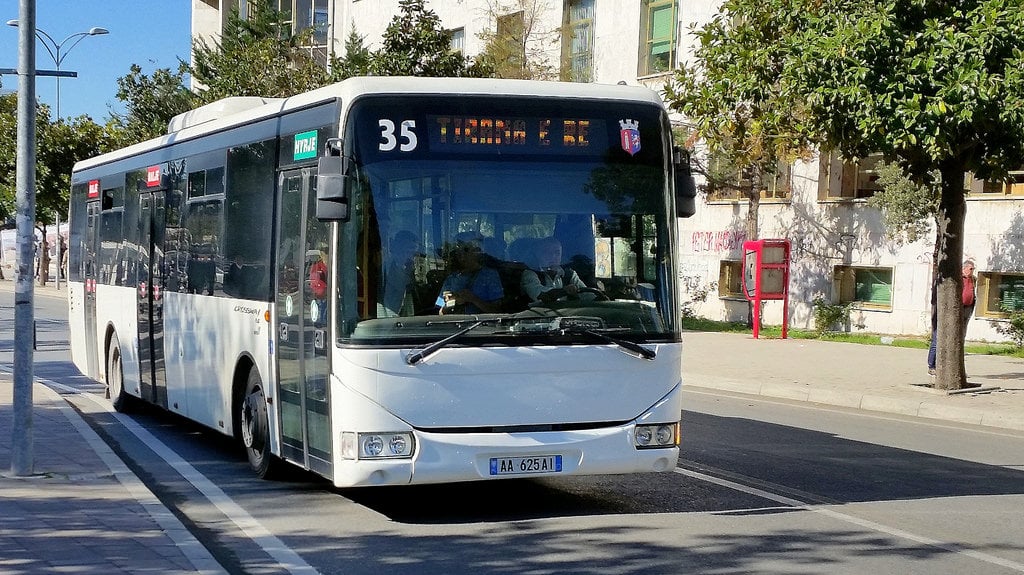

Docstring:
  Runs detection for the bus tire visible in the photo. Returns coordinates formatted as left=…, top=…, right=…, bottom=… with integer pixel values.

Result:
left=240, top=366, right=282, bottom=479
left=107, top=334, right=135, bottom=413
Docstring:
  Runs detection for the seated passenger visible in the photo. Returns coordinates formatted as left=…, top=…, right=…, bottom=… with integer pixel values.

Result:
left=520, top=236, right=588, bottom=304
left=435, top=234, right=504, bottom=315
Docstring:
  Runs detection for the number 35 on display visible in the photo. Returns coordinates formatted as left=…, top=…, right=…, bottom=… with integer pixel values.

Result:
left=378, top=119, right=418, bottom=152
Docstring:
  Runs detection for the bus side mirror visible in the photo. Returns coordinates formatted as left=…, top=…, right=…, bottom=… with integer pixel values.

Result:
left=316, top=155, right=351, bottom=222
left=673, top=146, right=697, bottom=218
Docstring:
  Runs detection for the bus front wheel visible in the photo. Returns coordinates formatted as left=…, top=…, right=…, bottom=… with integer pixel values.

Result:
left=240, top=366, right=282, bottom=479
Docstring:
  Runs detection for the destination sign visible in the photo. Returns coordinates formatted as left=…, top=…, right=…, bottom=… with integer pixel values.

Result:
left=427, top=116, right=605, bottom=154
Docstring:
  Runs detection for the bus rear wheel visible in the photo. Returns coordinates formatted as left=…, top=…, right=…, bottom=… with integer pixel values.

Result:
left=240, top=366, right=282, bottom=479
left=107, top=334, right=135, bottom=412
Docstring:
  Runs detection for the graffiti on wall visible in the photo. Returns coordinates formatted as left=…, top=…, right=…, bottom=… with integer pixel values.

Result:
left=690, top=230, right=747, bottom=253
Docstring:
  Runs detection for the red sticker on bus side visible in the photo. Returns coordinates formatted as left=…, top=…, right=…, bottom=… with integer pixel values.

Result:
left=147, top=166, right=161, bottom=187
left=88, top=180, right=100, bottom=198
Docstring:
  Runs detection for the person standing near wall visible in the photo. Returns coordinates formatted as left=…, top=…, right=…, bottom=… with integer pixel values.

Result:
left=961, top=259, right=976, bottom=338
left=928, top=259, right=977, bottom=376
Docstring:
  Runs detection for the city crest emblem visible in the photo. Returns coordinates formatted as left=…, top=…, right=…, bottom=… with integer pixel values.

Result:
left=619, top=119, right=641, bottom=156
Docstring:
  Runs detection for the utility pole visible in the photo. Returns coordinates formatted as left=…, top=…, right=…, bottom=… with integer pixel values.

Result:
left=11, top=0, right=37, bottom=477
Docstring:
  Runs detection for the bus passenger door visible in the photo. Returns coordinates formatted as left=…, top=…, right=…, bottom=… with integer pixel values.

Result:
left=275, top=168, right=332, bottom=477
left=137, top=191, right=168, bottom=407
left=83, top=201, right=101, bottom=379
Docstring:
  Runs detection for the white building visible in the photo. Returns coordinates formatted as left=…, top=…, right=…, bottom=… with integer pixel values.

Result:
left=191, top=0, right=1024, bottom=342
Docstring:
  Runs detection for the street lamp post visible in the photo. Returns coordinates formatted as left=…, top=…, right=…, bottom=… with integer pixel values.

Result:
left=5, top=20, right=108, bottom=118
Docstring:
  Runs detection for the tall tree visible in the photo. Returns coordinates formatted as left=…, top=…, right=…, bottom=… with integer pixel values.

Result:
left=109, top=63, right=195, bottom=145
left=787, top=0, right=1024, bottom=390
left=663, top=0, right=816, bottom=245
left=331, top=28, right=373, bottom=79
left=662, top=0, right=817, bottom=327
left=369, top=0, right=490, bottom=77
left=0, top=87, right=108, bottom=283
left=189, top=0, right=332, bottom=102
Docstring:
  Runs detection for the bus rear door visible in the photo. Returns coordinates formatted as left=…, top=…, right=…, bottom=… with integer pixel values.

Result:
left=137, top=189, right=168, bottom=408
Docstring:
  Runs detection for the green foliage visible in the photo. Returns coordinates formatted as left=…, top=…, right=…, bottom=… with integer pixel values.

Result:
left=867, top=161, right=939, bottom=244
left=332, top=29, right=373, bottom=79
left=681, top=282, right=717, bottom=319
left=811, top=296, right=852, bottom=336
left=189, top=0, right=334, bottom=103
left=0, top=92, right=108, bottom=227
left=788, top=0, right=1024, bottom=179
left=110, top=63, right=195, bottom=145
left=370, top=0, right=489, bottom=77
left=0, top=91, right=17, bottom=223
left=663, top=0, right=817, bottom=174
left=995, top=308, right=1024, bottom=349
left=35, top=116, right=108, bottom=224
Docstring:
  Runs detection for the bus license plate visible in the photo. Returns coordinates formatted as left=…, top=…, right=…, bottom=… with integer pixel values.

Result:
left=489, top=455, right=562, bottom=476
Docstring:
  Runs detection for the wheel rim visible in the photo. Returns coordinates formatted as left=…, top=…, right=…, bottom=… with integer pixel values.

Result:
left=241, top=388, right=263, bottom=451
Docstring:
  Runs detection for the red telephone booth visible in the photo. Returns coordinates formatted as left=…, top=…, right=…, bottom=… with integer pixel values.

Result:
left=741, top=239, right=791, bottom=339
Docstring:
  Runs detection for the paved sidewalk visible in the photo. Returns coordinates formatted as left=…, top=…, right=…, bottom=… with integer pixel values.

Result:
left=1, top=278, right=225, bottom=574
left=683, top=331, right=1024, bottom=432
left=0, top=378, right=226, bottom=574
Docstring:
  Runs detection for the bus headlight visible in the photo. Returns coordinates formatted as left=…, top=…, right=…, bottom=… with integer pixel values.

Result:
left=341, top=432, right=415, bottom=459
left=634, top=423, right=679, bottom=449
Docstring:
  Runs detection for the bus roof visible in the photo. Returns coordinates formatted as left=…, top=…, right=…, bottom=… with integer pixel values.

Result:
left=72, top=77, right=665, bottom=173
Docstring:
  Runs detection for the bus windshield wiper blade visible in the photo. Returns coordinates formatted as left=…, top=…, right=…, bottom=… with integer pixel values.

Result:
left=516, top=316, right=656, bottom=361
left=405, top=320, right=489, bottom=365
left=575, top=328, right=657, bottom=361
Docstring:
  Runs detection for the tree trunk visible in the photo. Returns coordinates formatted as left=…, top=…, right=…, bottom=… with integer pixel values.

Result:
left=744, top=168, right=761, bottom=329
left=933, top=159, right=968, bottom=391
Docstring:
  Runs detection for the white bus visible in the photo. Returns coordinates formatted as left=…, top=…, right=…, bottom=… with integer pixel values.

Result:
left=67, top=77, right=696, bottom=487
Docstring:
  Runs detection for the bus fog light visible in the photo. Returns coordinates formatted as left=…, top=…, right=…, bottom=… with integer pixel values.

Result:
left=636, top=426, right=653, bottom=446
left=634, top=423, right=679, bottom=449
left=656, top=425, right=675, bottom=445
left=389, top=434, right=409, bottom=456
left=363, top=435, right=384, bottom=457
left=358, top=432, right=414, bottom=459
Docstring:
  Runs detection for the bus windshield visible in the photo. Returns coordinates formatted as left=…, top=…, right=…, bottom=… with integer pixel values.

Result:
left=338, top=94, right=678, bottom=345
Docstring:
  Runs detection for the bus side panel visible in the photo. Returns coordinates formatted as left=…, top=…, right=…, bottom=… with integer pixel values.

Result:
left=67, top=281, right=93, bottom=378
left=95, top=284, right=143, bottom=397
left=163, top=292, right=271, bottom=435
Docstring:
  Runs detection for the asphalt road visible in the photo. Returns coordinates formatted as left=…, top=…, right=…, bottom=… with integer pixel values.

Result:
left=10, top=288, right=1024, bottom=574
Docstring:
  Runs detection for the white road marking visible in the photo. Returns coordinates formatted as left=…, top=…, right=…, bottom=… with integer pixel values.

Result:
left=677, top=466, right=1024, bottom=573
left=45, top=379, right=323, bottom=575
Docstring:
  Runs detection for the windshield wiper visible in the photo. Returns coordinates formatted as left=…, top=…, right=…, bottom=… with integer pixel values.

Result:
left=517, top=316, right=657, bottom=361
left=405, top=316, right=656, bottom=365
left=405, top=319, right=496, bottom=365
left=574, top=327, right=657, bottom=360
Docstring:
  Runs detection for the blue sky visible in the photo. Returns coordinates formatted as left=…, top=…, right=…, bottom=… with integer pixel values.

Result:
left=1, top=1, right=192, bottom=122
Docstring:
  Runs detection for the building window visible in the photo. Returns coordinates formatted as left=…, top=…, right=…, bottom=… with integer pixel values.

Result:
left=561, top=0, right=594, bottom=82
left=639, top=0, right=676, bottom=76
left=819, top=152, right=883, bottom=200
left=978, top=272, right=1024, bottom=317
left=706, top=156, right=792, bottom=202
left=966, top=169, right=1024, bottom=197
left=718, top=260, right=744, bottom=298
left=834, top=266, right=893, bottom=308
left=450, top=27, right=465, bottom=54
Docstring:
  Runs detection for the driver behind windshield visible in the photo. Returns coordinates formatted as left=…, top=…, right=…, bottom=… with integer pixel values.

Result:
left=521, top=236, right=588, bottom=304
left=435, top=233, right=505, bottom=315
